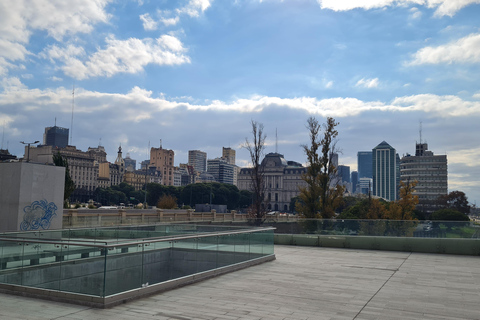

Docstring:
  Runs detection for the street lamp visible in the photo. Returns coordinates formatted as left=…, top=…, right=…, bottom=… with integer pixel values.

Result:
left=20, top=141, right=39, bottom=162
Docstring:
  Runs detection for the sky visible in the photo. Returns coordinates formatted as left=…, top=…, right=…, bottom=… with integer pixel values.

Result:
left=1, top=0, right=480, bottom=205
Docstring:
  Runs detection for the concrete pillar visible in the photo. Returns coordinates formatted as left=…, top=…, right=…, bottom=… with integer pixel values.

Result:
left=231, top=210, right=237, bottom=221
left=212, top=209, right=216, bottom=221
left=119, top=209, right=127, bottom=224
left=157, top=208, right=163, bottom=222
left=68, top=209, right=78, bottom=227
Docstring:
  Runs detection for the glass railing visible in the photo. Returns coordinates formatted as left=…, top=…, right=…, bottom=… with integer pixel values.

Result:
left=0, top=225, right=275, bottom=303
left=252, top=219, right=480, bottom=239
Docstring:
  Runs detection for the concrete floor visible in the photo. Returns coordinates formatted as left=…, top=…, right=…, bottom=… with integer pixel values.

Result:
left=0, top=245, right=479, bottom=320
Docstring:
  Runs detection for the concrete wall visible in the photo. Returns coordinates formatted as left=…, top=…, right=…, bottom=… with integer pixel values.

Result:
left=0, top=162, right=65, bottom=232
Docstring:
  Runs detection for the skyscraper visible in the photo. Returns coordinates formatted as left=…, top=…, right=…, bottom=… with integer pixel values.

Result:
left=188, top=150, right=207, bottom=173
left=357, top=151, right=372, bottom=179
left=43, top=126, right=69, bottom=148
left=372, top=141, right=397, bottom=201
left=351, top=171, right=358, bottom=194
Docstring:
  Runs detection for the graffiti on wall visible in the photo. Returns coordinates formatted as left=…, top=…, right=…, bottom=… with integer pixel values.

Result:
left=20, top=200, right=58, bottom=231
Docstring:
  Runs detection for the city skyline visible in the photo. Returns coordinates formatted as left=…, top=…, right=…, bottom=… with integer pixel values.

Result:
left=1, top=1, right=479, bottom=205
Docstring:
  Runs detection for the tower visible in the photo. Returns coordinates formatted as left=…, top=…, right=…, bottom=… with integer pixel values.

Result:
left=357, top=151, right=372, bottom=179
left=43, top=126, right=69, bottom=148
left=372, top=141, right=397, bottom=201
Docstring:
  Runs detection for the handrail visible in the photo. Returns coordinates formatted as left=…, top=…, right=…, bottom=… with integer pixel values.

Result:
left=0, top=227, right=276, bottom=249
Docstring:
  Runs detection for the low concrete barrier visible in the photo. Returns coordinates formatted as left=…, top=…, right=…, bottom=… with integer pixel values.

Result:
left=274, top=234, right=480, bottom=256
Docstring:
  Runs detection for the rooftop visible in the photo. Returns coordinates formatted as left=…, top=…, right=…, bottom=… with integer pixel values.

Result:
left=1, top=245, right=479, bottom=320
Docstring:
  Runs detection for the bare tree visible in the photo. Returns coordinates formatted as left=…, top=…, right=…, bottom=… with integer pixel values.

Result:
left=296, top=117, right=344, bottom=219
left=244, top=120, right=267, bottom=225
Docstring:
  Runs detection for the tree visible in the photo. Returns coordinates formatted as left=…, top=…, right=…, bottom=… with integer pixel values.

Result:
left=385, top=179, right=418, bottom=220
left=157, top=194, right=178, bottom=209
left=437, top=191, right=471, bottom=214
left=431, top=208, right=470, bottom=221
left=53, top=152, right=76, bottom=208
left=296, top=117, right=344, bottom=219
left=244, top=120, right=267, bottom=225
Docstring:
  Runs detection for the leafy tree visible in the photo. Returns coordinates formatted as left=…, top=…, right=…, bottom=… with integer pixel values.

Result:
left=157, top=194, right=178, bottom=209
left=53, top=152, right=76, bottom=208
left=431, top=208, right=470, bottom=221
left=296, top=117, right=344, bottom=219
left=244, top=120, right=268, bottom=225
left=385, top=180, right=418, bottom=220
left=437, top=191, right=471, bottom=214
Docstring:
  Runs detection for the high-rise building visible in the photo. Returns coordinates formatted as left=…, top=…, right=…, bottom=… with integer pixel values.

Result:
left=222, top=147, right=236, bottom=165
left=338, top=165, right=350, bottom=183
left=357, top=151, right=372, bottom=179
left=124, top=153, right=136, bottom=172
left=150, top=146, right=175, bottom=186
left=351, top=171, right=358, bottom=194
left=207, top=158, right=235, bottom=185
left=43, top=126, right=69, bottom=148
left=188, top=150, right=207, bottom=173
left=400, top=142, right=448, bottom=212
left=372, top=141, right=397, bottom=201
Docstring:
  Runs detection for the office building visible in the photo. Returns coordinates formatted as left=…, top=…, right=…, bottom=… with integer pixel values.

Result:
left=188, top=150, right=207, bottom=173
left=400, top=142, right=448, bottom=212
left=222, top=147, right=236, bottom=165
left=351, top=171, right=358, bottom=194
left=357, top=151, right=372, bottom=179
left=207, top=158, right=235, bottom=185
left=372, top=141, right=397, bottom=201
left=150, top=146, right=175, bottom=186
left=124, top=153, right=136, bottom=172
left=43, top=126, right=69, bottom=148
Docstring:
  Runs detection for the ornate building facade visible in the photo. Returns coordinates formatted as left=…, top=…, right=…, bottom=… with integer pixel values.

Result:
left=237, top=153, right=307, bottom=212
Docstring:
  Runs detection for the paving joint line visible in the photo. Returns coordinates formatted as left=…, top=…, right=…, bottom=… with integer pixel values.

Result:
left=352, top=252, right=412, bottom=320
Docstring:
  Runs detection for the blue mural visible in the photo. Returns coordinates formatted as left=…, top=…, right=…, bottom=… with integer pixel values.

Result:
left=20, top=200, right=58, bottom=231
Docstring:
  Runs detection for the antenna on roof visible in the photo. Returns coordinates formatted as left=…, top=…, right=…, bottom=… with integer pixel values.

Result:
left=275, top=128, right=278, bottom=153
left=54, top=117, right=56, bottom=127
left=70, top=84, right=75, bottom=145
left=160, top=139, right=162, bottom=149
left=419, top=120, right=422, bottom=144
left=1, top=121, right=5, bottom=150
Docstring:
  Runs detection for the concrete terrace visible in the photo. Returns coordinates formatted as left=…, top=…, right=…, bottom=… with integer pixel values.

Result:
left=0, top=245, right=479, bottom=320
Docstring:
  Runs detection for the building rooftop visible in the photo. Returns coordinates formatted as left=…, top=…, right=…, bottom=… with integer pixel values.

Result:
left=1, top=245, right=479, bottom=319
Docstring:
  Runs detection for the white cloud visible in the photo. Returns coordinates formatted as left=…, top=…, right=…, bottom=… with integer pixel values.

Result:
left=156, top=0, right=212, bottom=26
left=355, top=78, right=379, bottom=88
left=55, top=35, right=190, bottom=80
left=140, top=13, right=158, bottom=31
left=49, top=76, right=63, bottom=82
left=317, top=0, right=480, bottom=17
left=40, top=44, right=85, bottom=63
left=0, top=0, right=110, bottom=74
left=408, top=33, right=480, bottom=65
left=325, top=81, right=334, bottom=89
left=3, top=80, right=480, bottom=119
left=409, top=7, right=422, bottom=19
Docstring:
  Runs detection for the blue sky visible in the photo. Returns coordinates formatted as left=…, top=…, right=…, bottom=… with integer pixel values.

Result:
left=1, top=0, right=480, bottom=205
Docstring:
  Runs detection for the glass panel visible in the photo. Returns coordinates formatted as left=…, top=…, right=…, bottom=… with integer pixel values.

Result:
left=170, top=238, right=197, bottom=279
left=103, top=242, right=142, bottom=296
left=143, top=240, right=172, bottom=286
left=196, top=236, right=217, bottom=273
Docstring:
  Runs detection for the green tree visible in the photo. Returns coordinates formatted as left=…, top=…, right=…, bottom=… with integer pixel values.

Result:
left=296, top=117, right=344, bottom=219
left=431, top=208, right=470, bottom=221
left=53, top=152, right=76, bottom=208
left=437, top=191, right=471, bottom=215
left=244, top=120, right=268, bottom=225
